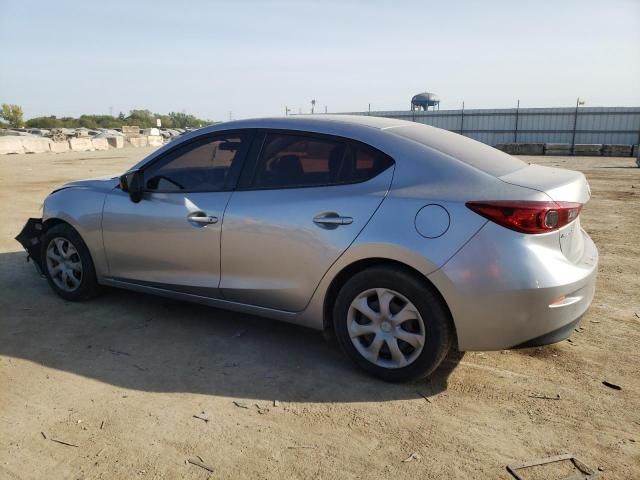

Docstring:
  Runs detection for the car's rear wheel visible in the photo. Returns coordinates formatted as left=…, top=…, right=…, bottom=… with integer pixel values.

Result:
left=333, top=266, right=452, bottom=382
left=42, top=224, right=99, bottom=301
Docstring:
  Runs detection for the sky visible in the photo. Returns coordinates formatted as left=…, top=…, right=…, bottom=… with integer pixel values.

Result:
left=1, top=0, right=639, bottom=121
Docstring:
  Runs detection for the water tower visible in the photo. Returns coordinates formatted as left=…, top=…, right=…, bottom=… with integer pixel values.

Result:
left=411, top=92, right=440, bottom=111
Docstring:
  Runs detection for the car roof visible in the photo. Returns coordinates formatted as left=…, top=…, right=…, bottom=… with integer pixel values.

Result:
left=200, top=115, right=525, bottom=177
left=130, top=115, right=410, bottom=172
left=200, top=114, right=415, bottom=132
left=132, top=114, right=525, bottom=179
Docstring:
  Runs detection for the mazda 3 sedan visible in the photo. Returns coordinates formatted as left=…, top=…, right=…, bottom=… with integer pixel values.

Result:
left=17, top=115, right=598, bottom=381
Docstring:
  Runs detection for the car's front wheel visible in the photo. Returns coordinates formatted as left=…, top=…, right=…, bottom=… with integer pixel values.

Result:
left=333, top=266, right=453, bottom=382
left=41, top=223, right=99, bottom=301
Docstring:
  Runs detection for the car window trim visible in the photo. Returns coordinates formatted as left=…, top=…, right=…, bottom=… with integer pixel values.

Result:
left=236, top=128, right=395, bottom=192
left=141, top=129, right=256, bottom=194
left=237, top=130, right=267, bottom=190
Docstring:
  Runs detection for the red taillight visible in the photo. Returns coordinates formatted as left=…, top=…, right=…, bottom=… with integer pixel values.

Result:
left=466, top=200, right=583, bottom=234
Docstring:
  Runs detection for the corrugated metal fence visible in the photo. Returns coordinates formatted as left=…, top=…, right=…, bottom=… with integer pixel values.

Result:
left=337, top=107, right=640, bottom=147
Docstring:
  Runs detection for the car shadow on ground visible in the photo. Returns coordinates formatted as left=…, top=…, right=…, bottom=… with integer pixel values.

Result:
left=0, top=251, right=462, bottom=403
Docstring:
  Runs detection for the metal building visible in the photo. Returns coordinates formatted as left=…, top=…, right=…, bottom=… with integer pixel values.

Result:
left=339, top=106, right=640, bottom=147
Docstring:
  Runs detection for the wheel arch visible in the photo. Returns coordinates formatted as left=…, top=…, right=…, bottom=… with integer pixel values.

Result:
left=322, top=257, right=457, bottom=345
left=41, top=218, right=99, bottom=275
left=43, top=217, right=72, bottom=230
left=38, top=218, right=75, bottom=268
left=40, top=217, right=100, bottom=301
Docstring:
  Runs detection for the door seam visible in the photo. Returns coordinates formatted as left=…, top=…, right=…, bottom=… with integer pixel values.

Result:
left=217, top=189, right=236, bottom=296
left=296, top=164, right=397, bottom=312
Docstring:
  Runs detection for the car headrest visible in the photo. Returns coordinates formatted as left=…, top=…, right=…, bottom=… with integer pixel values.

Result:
left=272, top=154, right=303, bottom=183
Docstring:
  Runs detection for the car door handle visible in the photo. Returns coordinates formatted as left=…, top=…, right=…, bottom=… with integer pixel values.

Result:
left=313, top=213, right=353, bottom=227
left=187, top=213, right=218, bottom=225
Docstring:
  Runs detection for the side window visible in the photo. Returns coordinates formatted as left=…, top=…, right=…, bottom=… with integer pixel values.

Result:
left=145, top=134, right=245, bottom=192
left=252, top=133, right=393, bottom=189
left=343, top=144, right=394, bottom=183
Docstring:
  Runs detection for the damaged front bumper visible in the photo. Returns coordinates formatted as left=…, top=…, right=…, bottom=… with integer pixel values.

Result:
left=15, top=218, right=45, bottom=275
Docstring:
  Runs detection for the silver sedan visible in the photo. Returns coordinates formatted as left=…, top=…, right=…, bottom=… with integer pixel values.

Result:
left=16, top=115, right=598, bottom=381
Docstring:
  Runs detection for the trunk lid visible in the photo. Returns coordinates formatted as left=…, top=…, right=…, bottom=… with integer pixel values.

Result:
left=499, top=164, right=591, bottom=204
left=499, top=164, right=591, bottom=263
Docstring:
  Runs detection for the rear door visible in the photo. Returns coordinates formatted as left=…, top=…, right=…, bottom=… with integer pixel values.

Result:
left=102, top=131, right=251, bottom=297
left=220, top=130, right=395, bottom=311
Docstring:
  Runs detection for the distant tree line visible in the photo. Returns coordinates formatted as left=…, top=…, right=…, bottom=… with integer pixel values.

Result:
left=0, top=104, right=214, bottom=129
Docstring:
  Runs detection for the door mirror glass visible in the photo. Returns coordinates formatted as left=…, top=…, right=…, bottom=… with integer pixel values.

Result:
left=119, top=170, right=144, bottom=203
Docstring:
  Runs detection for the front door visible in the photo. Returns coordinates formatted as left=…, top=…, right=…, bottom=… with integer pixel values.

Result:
left=220, top=131, right=395, bottom=311
left=102, top=131, right=250, bottom=297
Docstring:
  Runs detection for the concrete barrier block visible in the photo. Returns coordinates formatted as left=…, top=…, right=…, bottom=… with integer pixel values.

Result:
left=632, top=144, right=638, bottom=159
left=122, top=125, right=140, bottom=137
left=496, top=143, right=545, bottom=155
left=544, top=143, right=572, bottom=155
left=519, top=143, right=544, bottom=155
left=21, top=137, right=51, bottom=153
left=69, top=137, right=94, bottom=152
left=106, top=136, right=124, bottom=149
left=545, top=150, right=571, bottom=156
left=602, top=144, right=632, bottom=157
left=573, top=144, right=602, bottom=156
left=91, top=138, right=109, bottom=151
left=147, top=135, right=163, bottom=147
left=128, top=136, right=148, bottom=148
left=49, top=141, right=70, bottom=153
left=495, top=144, right=513, bottom=153
left=0, top=136, right=25, bottom=154
left=142, top=128, right=160, bottom=136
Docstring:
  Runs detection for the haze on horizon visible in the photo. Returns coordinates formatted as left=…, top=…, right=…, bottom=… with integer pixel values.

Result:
left=1, top=0, right=639, bottom=122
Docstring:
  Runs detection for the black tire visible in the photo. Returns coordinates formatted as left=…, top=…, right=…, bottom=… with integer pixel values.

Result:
left=41, top=223, right=99, bottom=301
left=333, top=265, right=453, bottom=382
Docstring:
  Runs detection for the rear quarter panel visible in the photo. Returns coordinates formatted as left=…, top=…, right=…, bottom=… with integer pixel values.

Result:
left=297, top=134, right=556, bottom=329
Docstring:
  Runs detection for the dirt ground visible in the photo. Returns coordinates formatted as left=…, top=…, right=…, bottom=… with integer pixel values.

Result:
left=0, top=147, right=638, bottom=479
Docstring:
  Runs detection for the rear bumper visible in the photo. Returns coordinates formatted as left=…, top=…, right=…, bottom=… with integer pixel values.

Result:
left=511, top=315, right=583, bottom=349
left=428, top=222, right=598, bottom=351
left=15, top=218, right=45, bottom=275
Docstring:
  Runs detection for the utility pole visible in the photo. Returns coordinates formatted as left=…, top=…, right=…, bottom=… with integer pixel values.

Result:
left=460, top=101, right=465, bottom=135
left=368, top=103, right=371, bottom=115
left=311, top=99, right=316, bottom=114
left=571, top=97, right=585, bottom=154
left=285, top=106, right=291, bottom=116
left=514, top=99, right=520, bottom=143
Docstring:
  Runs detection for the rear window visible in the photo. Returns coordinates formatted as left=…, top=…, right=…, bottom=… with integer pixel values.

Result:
left=391, top=124, right=526, bottom=177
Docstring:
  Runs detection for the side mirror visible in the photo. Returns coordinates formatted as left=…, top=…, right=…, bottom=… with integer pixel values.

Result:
left=119, top=170, right=144, bottom=203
